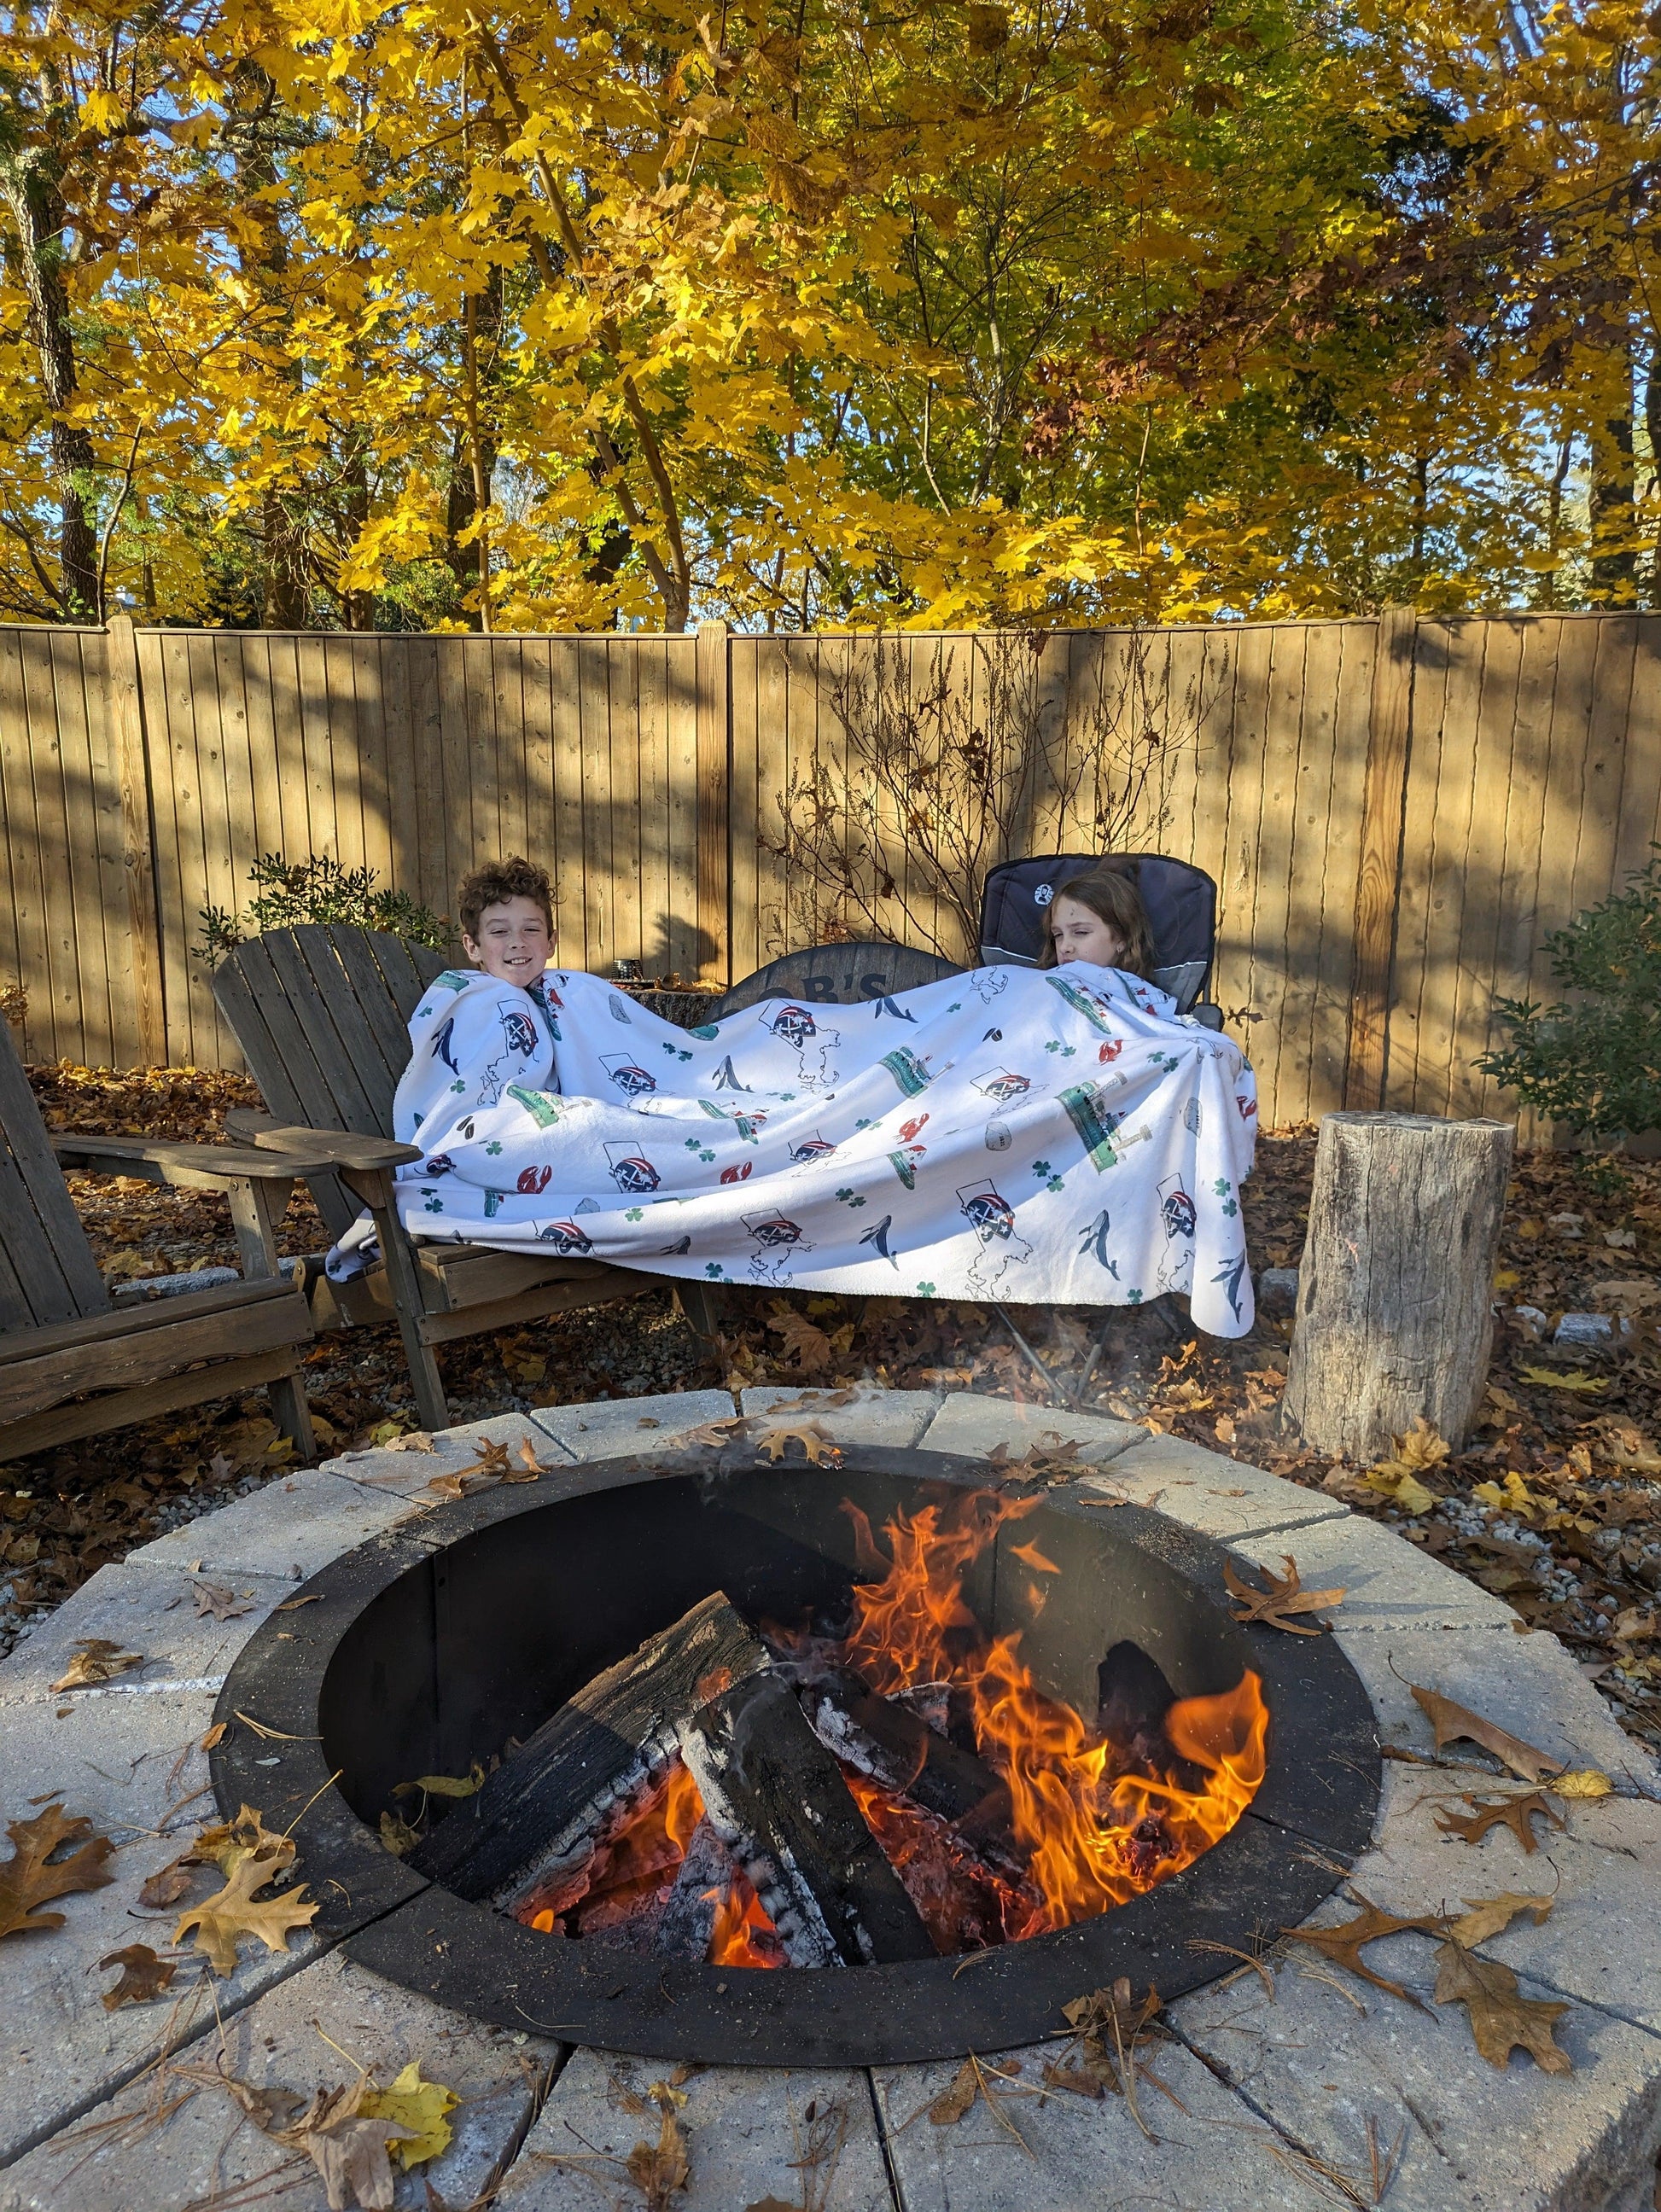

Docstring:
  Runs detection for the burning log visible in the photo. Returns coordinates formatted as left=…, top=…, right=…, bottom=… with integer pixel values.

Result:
left=679, top=1673, right=940, bottom=1968
left=407, top=1592, right=770, bottom=1904
left=797, top=1668, right=1012, bottom=1842
left=652, top=1818, right=739, bottom=1962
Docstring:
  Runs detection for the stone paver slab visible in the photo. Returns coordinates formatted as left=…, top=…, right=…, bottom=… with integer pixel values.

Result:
left=1333, top=1623, right=1648, bottom=1784
left=1307, top=1760, right=1661, bottom=2033
left=492, top=2046, right=895, bottom=2209
left=128, top=1469, right=427, bottom=1583
left=0, top=1561, right=298, bottom=1712
left=1084, top=1429, right=1351, bottom=1543
left=874, top=2037, right=1337, bottom=2212
left=1174, top=1938, right=1661, bottom=2212
left=324, top=1410, right=574, bottom=1501
left=0, top=1686, right=326, bottom=2167
left=0, top=1950, right=560, bottom=2212
left=741, top=1383, right=944, bottom=1447
left=530, top=1388, right=737, bottom=1461
left=1231, top=1512, right=1518, bottom=1633
left=918, top=1391, right=1144, bottom=1466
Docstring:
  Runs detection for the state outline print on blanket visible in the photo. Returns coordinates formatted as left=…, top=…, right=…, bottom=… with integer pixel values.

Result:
left=342, top=957, right=1259, bottom=1336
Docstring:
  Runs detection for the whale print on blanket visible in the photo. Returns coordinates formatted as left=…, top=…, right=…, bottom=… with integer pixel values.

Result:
left=338, top=961, right=1259, bottom=1335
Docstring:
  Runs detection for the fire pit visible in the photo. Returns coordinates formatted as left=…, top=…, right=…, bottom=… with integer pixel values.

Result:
left=212, top=1441, right=1379, bottom=2065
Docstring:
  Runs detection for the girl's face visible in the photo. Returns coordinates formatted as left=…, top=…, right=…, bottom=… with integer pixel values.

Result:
left=463, top=895, right=552, bottom=986
left=1049, top=893, right=1125, bottom=969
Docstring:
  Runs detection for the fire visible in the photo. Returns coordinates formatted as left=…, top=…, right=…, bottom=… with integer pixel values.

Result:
left=521, top=1487, right=1267, bottom=1963
left=843, top=1491, right=1268, bottom=1930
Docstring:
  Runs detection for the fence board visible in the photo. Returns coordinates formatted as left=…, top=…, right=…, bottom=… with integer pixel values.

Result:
left=0, top=614, right=1656, bottom=1134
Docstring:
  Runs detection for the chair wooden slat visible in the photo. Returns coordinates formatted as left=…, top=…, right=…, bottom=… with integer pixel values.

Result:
left=262, top=931, right=382, bottom=1134
left=363, top=930, right=445, bottom=1023
left=0, top=1026, right=108, bottom=1326
left=708, top=941, right=965, bottom=1024
left=0, top=1271, right=294, bottom=1364
left=0, top=1286, right=312, bottom=1424
left=224, top=938, right=342, bottom=1130
left=323, top=928, right=422, bottom=1124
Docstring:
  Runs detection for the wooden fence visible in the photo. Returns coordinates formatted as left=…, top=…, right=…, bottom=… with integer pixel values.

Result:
left=2, top=609, right=1657, bottom=1136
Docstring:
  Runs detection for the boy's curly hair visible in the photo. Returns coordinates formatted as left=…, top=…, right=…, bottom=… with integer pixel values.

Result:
left=457, top=856, right=553, bottom=945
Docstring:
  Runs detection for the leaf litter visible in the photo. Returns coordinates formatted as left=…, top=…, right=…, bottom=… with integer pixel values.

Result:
left=50, top=1637, right=143, bottom=1691
left=1223, top=1554, right=1345, bottom=1634
left=0, top=1803, right=114, bottom=1940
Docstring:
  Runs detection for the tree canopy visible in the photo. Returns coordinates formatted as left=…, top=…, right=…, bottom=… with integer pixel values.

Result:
left=2, top=0, right=1656, bottom=631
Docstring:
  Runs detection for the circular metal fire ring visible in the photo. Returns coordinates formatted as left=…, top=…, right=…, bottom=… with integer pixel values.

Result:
left=212, top=1443, right=1380, bottom=2067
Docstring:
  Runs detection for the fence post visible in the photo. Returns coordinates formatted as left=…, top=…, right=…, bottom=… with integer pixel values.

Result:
left=695, top=619, right=731, bottom=984
left=1343, top=603, right=1417, bottom=1109
left=102, top=614, right=167, bottom=1066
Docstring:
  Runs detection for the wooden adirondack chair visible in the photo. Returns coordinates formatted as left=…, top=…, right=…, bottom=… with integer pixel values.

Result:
left=0, top=1022, right=324, bottom=1464
left=211, top=926, right=644, bottom=1432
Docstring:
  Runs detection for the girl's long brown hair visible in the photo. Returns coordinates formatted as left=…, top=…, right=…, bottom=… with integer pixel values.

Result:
left=1038, top=864, right=1156, bottom=976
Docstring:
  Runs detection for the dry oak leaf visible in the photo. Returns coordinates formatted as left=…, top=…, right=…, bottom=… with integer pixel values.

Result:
left=766, top=1301, right=833, bottom=1374
left=1445, top=1894, right=1554, bottom=1947
left=192, top=1803, right=296, bottom=1882
left=681, top=1417, right=746, bottom=1448
left=1408, top=1685, right=1564, bottom=1782
left=0, top=1803, right=115, bottom=1940
left=191, top=1578, right=254, bottom=1621
left=928, top=2059, right=981, bottom=2124
left=50, top=1637, right=144, bottom=1691
left=623, top=2107, right=691, bottom=2209
left=1436, top=1792, right=1563, bottom=1854
left=1432, top=1940, right=1572, bottom=2074
left=137, top=1852, right=197, bottom=1910
left=275, top=2081, right=420, bottom=2211
left=98, top=1941, right=177, bottom=2010
left=754, top=1422, right=843, bottom=1466
left=1282, top=1895, right=1437, bottom=2007
left=1223, top=1555, right=1343, bottom=1635
left=173, top=1852, right=318, bottom=1976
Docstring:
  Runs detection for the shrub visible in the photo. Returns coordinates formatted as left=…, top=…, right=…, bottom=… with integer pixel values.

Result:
left=1476, top=851, right=1661, bottom=1136
left=196, top=853, right=450, bottom=963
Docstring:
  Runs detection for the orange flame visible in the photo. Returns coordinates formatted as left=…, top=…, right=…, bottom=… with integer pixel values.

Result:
left=706, top=1869, right=786, bottom=1968
left=845, top=1490, right=1267, bottom=1930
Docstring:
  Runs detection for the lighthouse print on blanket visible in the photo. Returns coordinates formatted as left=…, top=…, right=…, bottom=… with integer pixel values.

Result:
left=347, top=963, right=1259, bottom=1336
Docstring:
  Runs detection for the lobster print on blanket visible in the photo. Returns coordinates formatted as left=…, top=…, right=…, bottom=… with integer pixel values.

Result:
left=331, top=963, right=1260, bottom=1336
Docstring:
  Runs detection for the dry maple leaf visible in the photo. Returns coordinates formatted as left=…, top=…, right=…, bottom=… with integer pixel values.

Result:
left=274, top=2081, right=420, bottom=2211
left=1445, top=1894, right=1553, bottom=1947
left=1408, top=1685, right=1564, bottom=1782
left=50, top=1637, right=143, bottom=1691
left=1282, top=1895, right=1437, bottom=2007
left=0, top=1803, right=115, bottom=1941
left=1550, top=1767, right=1614, bottom=1800
left=754, top=1422, right=843, bottom=1465
left=173, top=1852, right=318, bottom=1976
left=1223, top=1555, right=1344, bottom=1635
left=623, top=2107, right=691, bottom=2209
left=1432, top=1941, right=1573, bottom=2074
left=1435, top=1792, right=1563, bottom=1854
left=98, top=1941, right=177, bottom=2010
left=191, top=1579, right=254, bottom=1621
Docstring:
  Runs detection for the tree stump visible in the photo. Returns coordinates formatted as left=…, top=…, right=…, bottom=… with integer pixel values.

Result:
left=1283, top=1111, right=1513, bottom=1462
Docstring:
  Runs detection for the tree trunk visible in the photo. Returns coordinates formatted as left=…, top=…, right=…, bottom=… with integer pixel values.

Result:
left=1589, top=339, right=1636, bottom=606
left=1283, top=1111, right=1513, bottom=1462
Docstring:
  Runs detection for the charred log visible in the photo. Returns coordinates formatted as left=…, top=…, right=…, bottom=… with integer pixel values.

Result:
left=679, top=1673, right=940, bottom=1968
left=652, top=1818, right=739, bottom=1962
left=798, top=1668, right=1012, bottom=1842
left=407, top=1592, right=769, bottom=1903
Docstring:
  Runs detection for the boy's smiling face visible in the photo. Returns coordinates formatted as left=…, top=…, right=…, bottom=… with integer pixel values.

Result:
left=463, top=894, right=551, bottom=987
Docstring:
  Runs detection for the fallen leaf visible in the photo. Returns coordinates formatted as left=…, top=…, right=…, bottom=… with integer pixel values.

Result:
left=754, top=1423, right=843, bottom=1466
left=1408, top=1685, right=1564, bottom=1781
left=173, top=1853, right=318, bottom=1976
left=191, top=1579, right=254, bottom=1621
left=274, top=1594, right=321, bottom=1613
left=1444, top=1894, right=1553, bottom=1947
left=1366, top=1467, right=1438, bottom=1515
left=766, top=1301, right=833, bottom=1374
left=98, top=1941, right=177, bottom=2009
left=379, top=1810, right=419, bottom=1856
left=1435, top=1793, right=1563, bottom=1853
left=0, top=1804, right=115, bottom=1940
left=1549, top=1767, right=1614, bottom=1800
left=1223, top=1555, right=1344, bottom=1635
left=1282, top=1895, right=1437, bottom=2006
left=1432, top=1940, right=1572, bottom=2073
left=928, top=2059, right=981, bottom=2124
left=1588, top=1278, right=1661, bottom=1313
left=623, top=2105, right=691, bottom=2209
left=50, top=1638, right=143, bottom=1691
left=381, top=1430, right=435, bottom=1452
left=170, top=2059, right=308, bottom=2136
left=276, top=2081, right=420, bottom=2209
left=393, top=1762, right=483, bottom=1801
left=680, top=1417, right=745, bottom=1448
left=1517, top=1365, right=1608, bottom=1394
left=1041, top=2058, right=1106, bottom=2099
left=423, top=1436, right=535, bottom=1500
left=1376, top=1416, right=1452, bottom=1478
left=1472, top=1470, right=1547, bottom=1519
left=1612, top=1607, right=1657, bottom=1644
left=359, top=2061, right=458, bottom=2170
left=191, top=1803, right=296, bottom=1883
left=137, top=1852, right=197, bottom=1908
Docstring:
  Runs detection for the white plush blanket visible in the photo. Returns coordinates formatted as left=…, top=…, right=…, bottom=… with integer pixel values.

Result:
left=341, top=962, right=1259, bottom=1336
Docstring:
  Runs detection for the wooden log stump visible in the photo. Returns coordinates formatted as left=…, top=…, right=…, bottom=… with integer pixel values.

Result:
left=1282, top=1110, right=1513, bottom=1462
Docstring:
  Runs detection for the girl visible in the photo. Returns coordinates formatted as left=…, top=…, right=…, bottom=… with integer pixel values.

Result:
left=1040, top=865, right=1156, bottom=976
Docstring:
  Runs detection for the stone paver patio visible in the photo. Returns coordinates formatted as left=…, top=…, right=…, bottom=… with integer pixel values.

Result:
left=3, top=1388, right=1658, bottom=2211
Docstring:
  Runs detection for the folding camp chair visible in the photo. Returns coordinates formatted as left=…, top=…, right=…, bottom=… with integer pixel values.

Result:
left=978, top=853, right=1224, bottom=1026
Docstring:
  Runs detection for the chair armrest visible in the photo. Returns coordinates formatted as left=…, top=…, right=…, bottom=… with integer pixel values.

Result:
left=224, top=1107, right=278, bottom=1141
left=247, top=1125, right=423, bottom=1172
left=50, top=1132, right=376, bottom=1187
